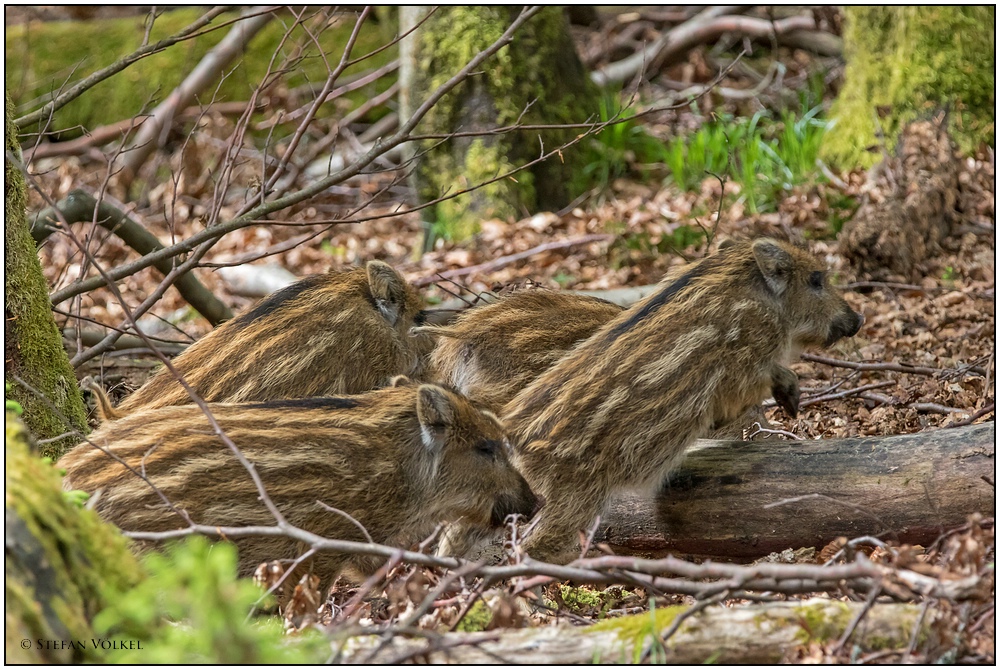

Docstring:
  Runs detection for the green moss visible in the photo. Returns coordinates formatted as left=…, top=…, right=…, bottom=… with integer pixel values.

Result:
left=6, top=8, right=396, bottom=138
left=455, top=600, right=493, bottom=633
left=822, top=7, right=994, bottom=168
left=5, top=91, right=89, bottom=458
left=791, top=600, right=854, bottom=644
left=558, top=585, right=605, bottom=611
left=6, top=414, right=145, bottom=662
left=412, top=7, right=598, bottom=242
left=432, top=139, right=530, bottom=239
left=587, top=604, right=685, bottom=663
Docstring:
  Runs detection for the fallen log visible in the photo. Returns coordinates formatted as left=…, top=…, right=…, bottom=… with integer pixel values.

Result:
left=342, top=599, right=931, bottom=664
left=598, top=423, right=994, bottom=558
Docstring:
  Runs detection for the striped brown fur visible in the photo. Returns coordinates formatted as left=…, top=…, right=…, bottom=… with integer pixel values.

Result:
left=419, top=287, right=775, bottom=445
left=418, top=291, right=625, bottom=412
left=108, top=261, right=432, bottom=417
left=501, top=238, right=864, bottom=561
left=60, top=383, right=538, bottom=584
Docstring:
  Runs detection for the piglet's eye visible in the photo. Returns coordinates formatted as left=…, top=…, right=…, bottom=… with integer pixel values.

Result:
left=809, top=271, right=824, bottom=289
left=475, top=440, right=502, bottom=459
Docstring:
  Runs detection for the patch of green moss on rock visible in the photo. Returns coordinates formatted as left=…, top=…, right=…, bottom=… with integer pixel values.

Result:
left=5, top=414, right=145, bottom=663
left=587, top=603, right=685, bottom=663
left=455, top=599, right=493, bottom=633
left=791, top=600, right=853, bottom=644
left=822, top=7, right=994, bottom=169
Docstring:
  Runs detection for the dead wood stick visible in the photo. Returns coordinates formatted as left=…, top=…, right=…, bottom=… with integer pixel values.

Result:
left=343, top=600, right=935, bottom=664
left=414, top=235, right=614, bottom=287
left=776, top=28, right=843, bottom=57
left=912, top=403, right=968, bottom=415
left=592, top=5, right=747, bottom=87
left=763, top=380, right=895, bottom=409
left=593, top=9, right=815, bottom=87
left=800, top=380, right=896, bottom=407
left=945, top=403, right=995, bottom=429
left=62, top=328, right=188, bottom=354
left=35, top=190, right=233, bottom=326
left=801, top=353, right=950, bottom=377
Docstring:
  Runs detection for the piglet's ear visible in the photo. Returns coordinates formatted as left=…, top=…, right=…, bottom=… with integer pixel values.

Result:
left=416, top=384, right=455, bottom=452
left=389, top=375, right=413, bottom=387
left=367, top=260, right=407, bottom=326
left=752, top=238, right=793, bottom=296
left=717, top=237, right=738, bottom=250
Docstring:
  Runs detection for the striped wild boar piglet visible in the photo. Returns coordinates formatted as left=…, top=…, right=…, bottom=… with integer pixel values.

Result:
left=105, top=261, right=432, bottom=417
left=60, top=383, right=538, bottom=584
left=504, top=238, right=864, bottom=561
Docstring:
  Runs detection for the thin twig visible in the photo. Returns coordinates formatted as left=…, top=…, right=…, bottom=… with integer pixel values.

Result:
left=414, top=235, right=614, bottom=287
left=802, top=353, right=973, bottom=378
left=903, top=599, right=932, bottom=662
left=315, top=501, right=374, bottom=544
left=832, top=583, right=881, bottom=654
left=944, top=403, right=995, bottom=429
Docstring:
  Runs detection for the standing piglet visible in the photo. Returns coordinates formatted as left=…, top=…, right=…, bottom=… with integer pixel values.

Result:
left=504, top=238, right=864, bottom=561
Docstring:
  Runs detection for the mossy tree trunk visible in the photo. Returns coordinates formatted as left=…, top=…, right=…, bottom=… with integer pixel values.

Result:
left=821, top=7, right=994, bottom=169
left=5, top=90, right=90, bottom=459
left=401, top=7, right=599, bottom=243
left=5, top=414, right=144, bottom=663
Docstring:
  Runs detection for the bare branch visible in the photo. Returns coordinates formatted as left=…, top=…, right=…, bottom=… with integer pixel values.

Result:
left=115, top=7, right=277, bottom=186
left=47, top=6, right=545, bottom=305
left=33, top=189, right=232, bottom=326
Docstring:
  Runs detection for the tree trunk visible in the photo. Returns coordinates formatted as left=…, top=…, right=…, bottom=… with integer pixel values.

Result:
left=401, top=7, right=599, bottom=243
left=821, top=6, right=994, bottom=168
left=598, top=423, right=994, bottom=558
left=4, top=90, right=89, bottom=459
left=342, top=599, right=931, bottom=664
left=5, top=414, right=144, bottom=663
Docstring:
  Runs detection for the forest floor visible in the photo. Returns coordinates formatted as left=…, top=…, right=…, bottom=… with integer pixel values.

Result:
left=19, top=7, right=994, bottom=663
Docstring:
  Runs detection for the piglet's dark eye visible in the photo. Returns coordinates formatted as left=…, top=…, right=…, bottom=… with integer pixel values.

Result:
left=475, top=440, right=502, bottom=459
left=809, top=271, right=824, bottom=289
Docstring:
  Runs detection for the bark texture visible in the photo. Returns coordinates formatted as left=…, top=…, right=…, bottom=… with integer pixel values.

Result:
left=402, top=7, right=598, bottom=241
left=598, top=423, right=994, bottom=558
left=343, top=599, right=931, bottom=664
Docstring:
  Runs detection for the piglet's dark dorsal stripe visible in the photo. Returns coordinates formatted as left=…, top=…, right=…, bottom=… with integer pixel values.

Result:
left=242, top=396, right=362, bottom=411
left=229, top=274, right=327, bottom=330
